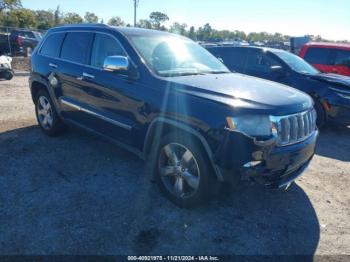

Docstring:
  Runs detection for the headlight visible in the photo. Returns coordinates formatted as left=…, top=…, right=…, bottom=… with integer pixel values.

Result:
left=226, top=115, right=273, bottom=137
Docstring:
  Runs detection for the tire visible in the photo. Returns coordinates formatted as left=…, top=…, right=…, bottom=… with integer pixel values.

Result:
left=35, top=89, right=66, bottom=136
left=4, top=71, right=13, bottom=80
left=314, top=99, right=326, bottom=128
left=151, top=132, right=217, bottom=208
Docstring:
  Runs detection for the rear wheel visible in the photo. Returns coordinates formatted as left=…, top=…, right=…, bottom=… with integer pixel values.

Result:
left=35, top=90, right=66, bottom=136
left=152, top=132, right=217, bottom=208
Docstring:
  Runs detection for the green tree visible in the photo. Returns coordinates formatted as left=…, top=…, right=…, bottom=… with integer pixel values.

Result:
left=188, top=26, right=196, bottom=40
left=197, top=23, right=212, bottom=41
left=137, top=19, right=152, bottom=29
left=170, top=22, right=187, bottom=35
left=0, top=0, right=22, bottom=11
left=149, top=11, right=169, bottom=29
left=63, top=12, right=83, bottom=24
left=84, top=12, right=98, bottom=23
left=107, top=16, right=125, bottom=26
left=1, top=8, right=36, bottom=28
left=35, top=10, right=54, bottom=29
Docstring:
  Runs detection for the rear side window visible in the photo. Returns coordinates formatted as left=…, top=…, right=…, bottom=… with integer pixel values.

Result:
left=304, top=47, right=332, bottom=64
left=334, top=49, right=350, bottom=66
left=61, top=32, right=93, bottom=64
left=40, top=33, right=65, bottom=58
left=91, top=34, right=126, bottom=68
left=211, top=48, right=248, bottom=72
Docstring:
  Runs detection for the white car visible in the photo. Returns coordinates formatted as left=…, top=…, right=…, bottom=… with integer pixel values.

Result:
left=0, top=55, right=14, bottom=80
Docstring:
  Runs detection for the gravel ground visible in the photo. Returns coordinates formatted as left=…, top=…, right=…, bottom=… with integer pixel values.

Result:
left=0, top=74, right=349, bottom=256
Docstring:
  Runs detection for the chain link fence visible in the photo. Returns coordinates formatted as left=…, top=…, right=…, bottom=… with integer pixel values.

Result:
left=0, top=26, right=46, bottom=57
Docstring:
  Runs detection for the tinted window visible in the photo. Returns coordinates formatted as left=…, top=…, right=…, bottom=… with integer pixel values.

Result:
left=210, top=48, right=248, bottom=72
left=40, top=33, right=65, bottom=58
left=334, top=49, right=350, bottom=66
left=245, top=49, right=281, bottom=73
left=91, top=34, right=126, bottom=68
left=61, top=32, right=93, bottom=64
left=304, top=47, right=332, bottom=64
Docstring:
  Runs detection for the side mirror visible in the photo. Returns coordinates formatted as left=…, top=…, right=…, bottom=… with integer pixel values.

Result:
left=270, top=65, right=286, bottom=78
left=103, top=56, right=129, bottom=72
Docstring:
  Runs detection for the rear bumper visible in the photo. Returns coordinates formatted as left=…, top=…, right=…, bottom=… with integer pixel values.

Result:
left=215, top=130, right=318, bottom=188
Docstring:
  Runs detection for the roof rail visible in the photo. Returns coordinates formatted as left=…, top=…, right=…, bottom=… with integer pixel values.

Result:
left=57, top=23, right=110, bottom=28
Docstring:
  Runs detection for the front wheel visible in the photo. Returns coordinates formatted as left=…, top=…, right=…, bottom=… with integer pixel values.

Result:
left=152, top=132, right=217, bottom=208
left=314, top=99, right=326, bottom=128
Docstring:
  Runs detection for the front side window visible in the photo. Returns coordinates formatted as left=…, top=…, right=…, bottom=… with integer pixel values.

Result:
left=61, top=32, right=93, bottom=64
left=91, top=34, right=126, bottom=68
left=274, top=50, right=319, bottom=75
left=129, top=34, right=229, bottom=76
left=304, top=47, right=332, bottom=65
left=40, top=33, right=65, bottom=58
left=245, top=49, right=281, bottom=73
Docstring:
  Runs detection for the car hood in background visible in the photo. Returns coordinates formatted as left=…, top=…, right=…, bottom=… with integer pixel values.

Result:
left=310, top=73, right=350, bottom=88
left=167, top=73, right=313, bottom=115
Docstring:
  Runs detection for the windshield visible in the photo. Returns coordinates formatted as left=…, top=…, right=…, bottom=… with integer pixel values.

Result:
left=273, top=50, right=319, bottom=75
left=129, top=35, right=230, bottom=77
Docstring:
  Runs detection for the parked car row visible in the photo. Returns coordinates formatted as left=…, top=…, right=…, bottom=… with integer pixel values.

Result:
left=29, top=24, right=320, bottom=207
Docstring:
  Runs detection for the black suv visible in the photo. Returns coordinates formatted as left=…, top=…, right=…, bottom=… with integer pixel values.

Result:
left=30, top=25, right=318, bottom=207
left=207, top=46, right=350, bottom=126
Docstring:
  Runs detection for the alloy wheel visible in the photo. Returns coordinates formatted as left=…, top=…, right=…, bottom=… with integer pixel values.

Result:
left=37, top=96, right=53, bottom=130
left=158, top=143, right=200, bottom=198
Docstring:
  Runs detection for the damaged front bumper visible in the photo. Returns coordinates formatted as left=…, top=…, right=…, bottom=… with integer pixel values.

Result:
left=214, top=129, right=318, bottom=189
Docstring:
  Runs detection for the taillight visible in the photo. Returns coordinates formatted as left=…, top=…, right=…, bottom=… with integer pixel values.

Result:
left=16, top=36, right=24, bottom=46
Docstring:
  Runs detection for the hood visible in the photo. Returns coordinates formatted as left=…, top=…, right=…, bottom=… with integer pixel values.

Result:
left=310, top=73, right=350, bottom=88
left=167, top=73, right=313, bottom=115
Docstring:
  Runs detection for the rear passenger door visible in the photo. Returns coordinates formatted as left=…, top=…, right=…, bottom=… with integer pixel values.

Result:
left=57, top=32, right=94, bottom=123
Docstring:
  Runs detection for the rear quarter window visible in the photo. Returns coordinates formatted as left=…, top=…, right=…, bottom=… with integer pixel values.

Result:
left=40, top=33, right=65, bottom=58
left=60, top=32, right=94, bottom=64
left=304, top=47, right=332, bottom=65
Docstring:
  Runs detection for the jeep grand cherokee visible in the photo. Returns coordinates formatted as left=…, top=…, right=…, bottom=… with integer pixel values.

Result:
left=30, top=24, right=318, bottom=207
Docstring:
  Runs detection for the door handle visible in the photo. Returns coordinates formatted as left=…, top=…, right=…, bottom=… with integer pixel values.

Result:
left=82, top=72, right=95, bottom=79
left=49, top=63, right=58, bottom=69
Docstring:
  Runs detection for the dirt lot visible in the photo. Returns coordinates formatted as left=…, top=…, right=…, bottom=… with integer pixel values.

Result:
left=0, top=74, right=349, bottom=256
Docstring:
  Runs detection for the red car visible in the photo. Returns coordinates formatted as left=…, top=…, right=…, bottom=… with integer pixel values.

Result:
left=299, top=43, right=350, bottom=76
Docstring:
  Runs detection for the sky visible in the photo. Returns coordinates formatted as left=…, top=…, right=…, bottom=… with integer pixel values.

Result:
left=21, top=0, right=350, bottom=41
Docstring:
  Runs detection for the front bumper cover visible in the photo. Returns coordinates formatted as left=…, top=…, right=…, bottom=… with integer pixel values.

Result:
left=214, top=129, right=318, bottom=188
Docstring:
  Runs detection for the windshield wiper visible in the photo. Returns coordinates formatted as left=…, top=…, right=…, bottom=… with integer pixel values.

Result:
left=160, top=72, right=206, bottom=77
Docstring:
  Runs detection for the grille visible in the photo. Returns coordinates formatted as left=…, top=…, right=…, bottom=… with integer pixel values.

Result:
left=272, top=109, right=317, bottom=146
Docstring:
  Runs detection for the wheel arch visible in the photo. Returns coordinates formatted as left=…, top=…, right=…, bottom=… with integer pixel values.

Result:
left=30, top=79, right=61, bottom=115
left=143, top=117, right=224, bottom=181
